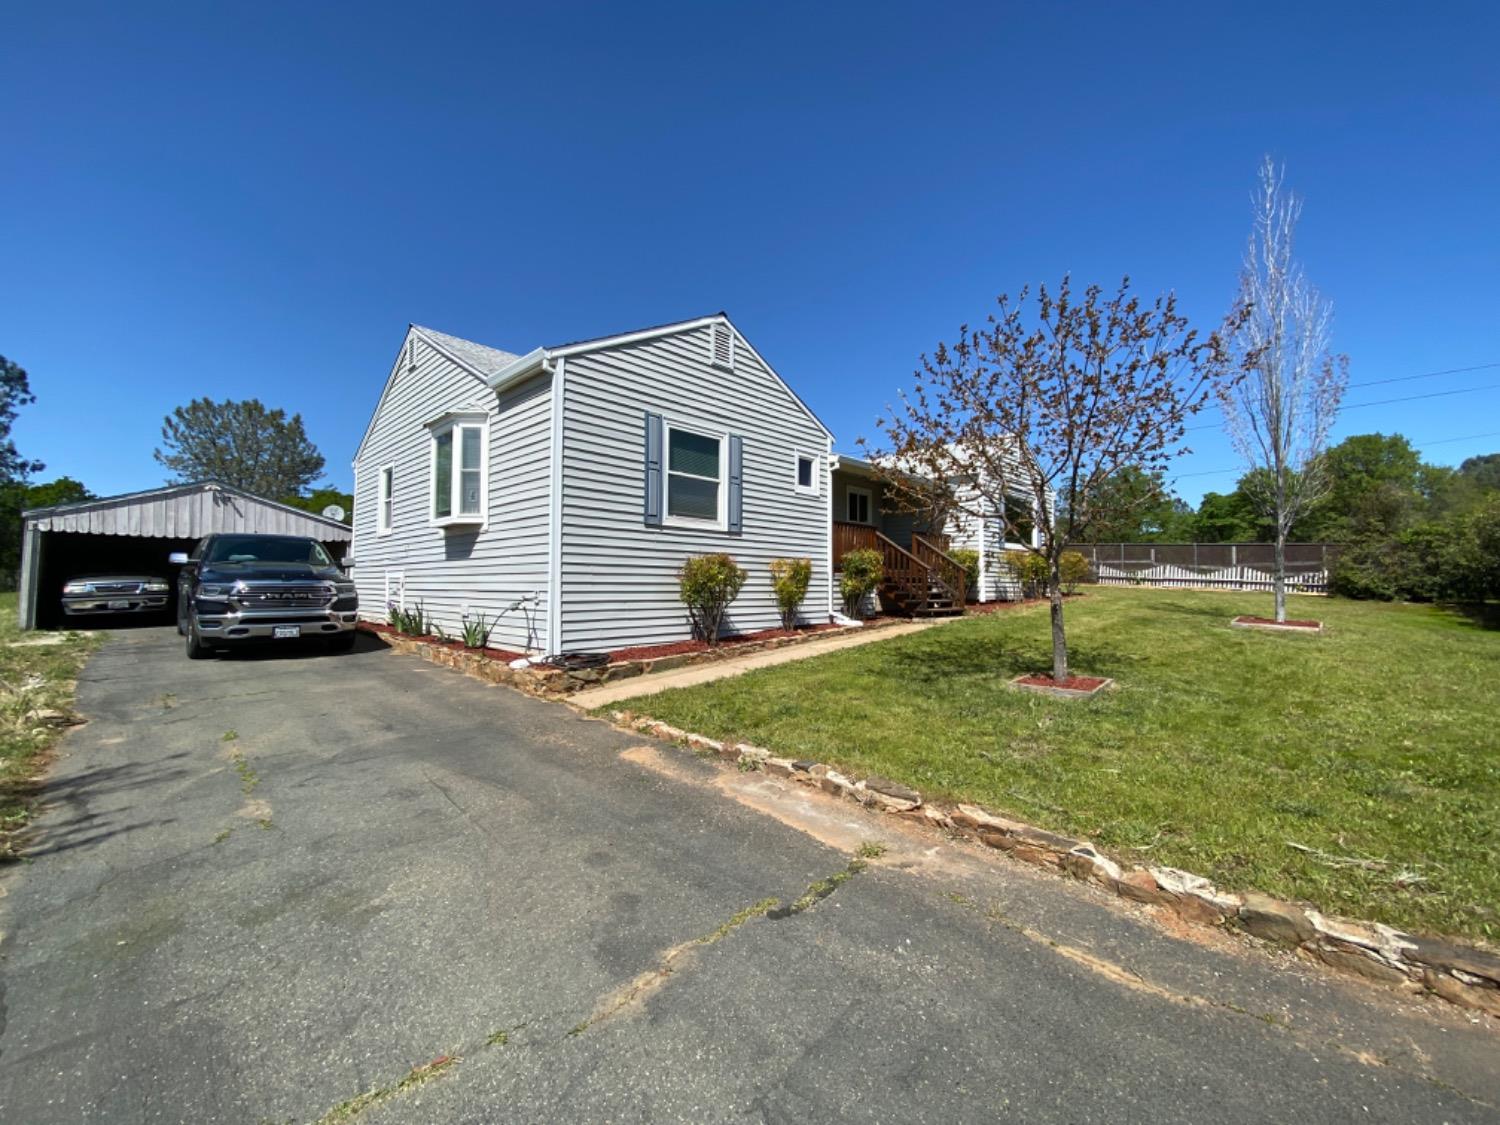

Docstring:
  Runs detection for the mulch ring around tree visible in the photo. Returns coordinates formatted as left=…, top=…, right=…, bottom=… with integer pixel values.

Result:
left=1009, top=673, right=1113, bottom=699
left=1231, top=615, right=1323, bottom=633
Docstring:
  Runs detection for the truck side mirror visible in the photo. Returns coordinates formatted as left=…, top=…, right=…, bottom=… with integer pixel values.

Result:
left=168, top=552, right=189, bottom=565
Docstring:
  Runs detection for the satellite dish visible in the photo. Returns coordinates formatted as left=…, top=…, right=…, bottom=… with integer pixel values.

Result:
left=322, top=504, right=347, bottom=523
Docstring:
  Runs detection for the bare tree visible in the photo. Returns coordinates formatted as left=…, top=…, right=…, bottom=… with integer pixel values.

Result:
left=868, top=276, right=1246, bottom=683
left=1220, top=158, right=1348, bottom=622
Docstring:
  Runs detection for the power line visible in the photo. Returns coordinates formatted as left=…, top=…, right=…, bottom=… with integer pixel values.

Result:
left=1185, top=380, right=1500, bottom=431
left=1169, top=430, right=1500, bottom=484
left=1348, top=361, right=1500, bottom=390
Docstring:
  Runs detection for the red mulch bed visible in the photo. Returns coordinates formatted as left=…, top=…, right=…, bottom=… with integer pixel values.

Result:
left=1233, top=615, right=1321, bottom=629
left=607, top=623, right=841, bottom=663
left=1016, top=673, right=1110, bottom=692
left=358, top=621, right=526, bottom=662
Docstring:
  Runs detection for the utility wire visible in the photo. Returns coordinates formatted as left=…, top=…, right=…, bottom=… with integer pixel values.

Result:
left=1169, top=430, right=1500, bottom=483
left=1185, top=380, right=1500, bottom=431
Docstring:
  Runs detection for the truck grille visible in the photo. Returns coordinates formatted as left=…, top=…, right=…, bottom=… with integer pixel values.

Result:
left=235, top=584, right=333, bottom=608
left=92, top=581, right=145, bottom=595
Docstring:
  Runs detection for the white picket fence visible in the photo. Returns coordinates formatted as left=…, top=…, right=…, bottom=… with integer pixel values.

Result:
left=1092, top=560, right=1329, bottom=594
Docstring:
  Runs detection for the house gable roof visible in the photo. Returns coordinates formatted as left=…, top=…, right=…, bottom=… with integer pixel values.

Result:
left=355, top=315, right=834, bottom=466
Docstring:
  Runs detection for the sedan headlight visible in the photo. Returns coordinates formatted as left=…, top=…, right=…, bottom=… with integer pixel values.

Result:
left=144, top=581, right=169, bottom=592
left=62, top=581, right=91, bottom=596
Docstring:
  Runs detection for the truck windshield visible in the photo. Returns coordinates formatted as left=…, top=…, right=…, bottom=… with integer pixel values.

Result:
left=205, top=536, right=335, bottom=566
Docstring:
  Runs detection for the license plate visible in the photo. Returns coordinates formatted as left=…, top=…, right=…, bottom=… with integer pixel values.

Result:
left=273, top=625, right=301, bottom=639
left=108, top=599, right=131, bottom=610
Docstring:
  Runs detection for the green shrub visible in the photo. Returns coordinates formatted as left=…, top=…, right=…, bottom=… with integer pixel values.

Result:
left=769, top=557, right=813, bottom=630
left=839, top=548, right=884, bottom=618
left=678, top=553, right=748, bottom=645
left=461, top=611, right=496, bottom=649
left=1003, top=550, right=1049, bottom=598
left=1332, top=497, right=1500, bottom=603
left=388, top=600, right=429, bottom=636
left=1059, top=550, right=1091, bottom=594
left=950, top=548, right=980, bottom=600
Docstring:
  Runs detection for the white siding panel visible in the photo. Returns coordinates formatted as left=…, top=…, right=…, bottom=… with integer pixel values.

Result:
left=558, top=323, right=831, bottom=651
left=350, top=331, right=551, bottom=652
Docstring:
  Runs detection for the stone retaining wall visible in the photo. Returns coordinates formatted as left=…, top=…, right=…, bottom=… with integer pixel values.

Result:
left=362, top=620, right=879, bottom=696
left=612, top=709, right=1500, bottom=1020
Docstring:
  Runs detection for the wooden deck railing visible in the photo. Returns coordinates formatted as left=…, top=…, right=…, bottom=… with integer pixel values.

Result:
left=832, top=520, right=878, bottom=568
left=911, top=534, right=968, bottom=604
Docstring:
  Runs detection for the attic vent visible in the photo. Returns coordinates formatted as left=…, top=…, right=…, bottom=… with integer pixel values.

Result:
left=710, top=321, right=734, bottom=369
left=407, top=339, right=417, bottom=372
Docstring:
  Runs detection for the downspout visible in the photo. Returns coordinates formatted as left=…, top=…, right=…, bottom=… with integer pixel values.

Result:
left=544, top=355, right=566, bottom=657
left=826, top=449, right=837, bottom=622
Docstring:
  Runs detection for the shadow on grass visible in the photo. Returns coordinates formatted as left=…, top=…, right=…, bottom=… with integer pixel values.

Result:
left=1440, top=601, right=1500, bottom=631
left=864, top=627, right=1138, bottom=687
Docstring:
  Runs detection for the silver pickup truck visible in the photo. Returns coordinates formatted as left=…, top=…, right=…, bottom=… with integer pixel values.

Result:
left=172, top=533, right=359, bottom=659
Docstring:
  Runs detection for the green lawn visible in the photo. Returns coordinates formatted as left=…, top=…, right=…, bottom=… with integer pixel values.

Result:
left=0, top=592, right=102, bottom=857
left=624, top=587, right=1500, bottom=942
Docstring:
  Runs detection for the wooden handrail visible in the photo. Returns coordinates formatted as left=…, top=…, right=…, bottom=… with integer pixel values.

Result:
left=912, top=534, right=968, bottom=604
left=833, top=520, right=878, bottom=568
left=875, top=532, right=931, bottom=580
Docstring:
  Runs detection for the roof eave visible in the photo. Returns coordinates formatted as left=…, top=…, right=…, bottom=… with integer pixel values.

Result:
left=486, top=347, right=554, bottom=391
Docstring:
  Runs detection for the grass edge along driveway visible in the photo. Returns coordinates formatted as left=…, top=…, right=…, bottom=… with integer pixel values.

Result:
left=0, top=592, right=103, bottom=858
left=620, top=587, right=1500, bottom=944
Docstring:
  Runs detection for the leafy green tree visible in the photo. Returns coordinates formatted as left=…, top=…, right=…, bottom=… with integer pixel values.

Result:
left=0, top=477, right=94, bottom=590
left=1190, top=489, right=1266, bottom=542
left=1297, top=433, right=1426, bottom=540
left=155, top=398, right=325, bottom=498
left=281, top=487, right=353, bottom=524
left=1066, top=467, right=1195, bottom=543
left=0, top=355, right=45, bottom=485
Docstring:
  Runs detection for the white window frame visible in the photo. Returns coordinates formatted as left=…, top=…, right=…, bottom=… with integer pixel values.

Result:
left=709, top=321, right=735, bottom=370
left=846, top=485, right=872, bottom=525
left=793, top=450, right=819, bottom=496
left=377, top=464, right=395, bottom=536
left=427, top=412, right=488, bottom=529
left=662, top=419, right=728, bottom=531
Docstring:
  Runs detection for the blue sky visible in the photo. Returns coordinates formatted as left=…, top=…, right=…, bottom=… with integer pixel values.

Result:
left=3, top=2, right=1497, bottom=505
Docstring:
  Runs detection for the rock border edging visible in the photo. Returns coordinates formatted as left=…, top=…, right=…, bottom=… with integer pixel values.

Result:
left=359, top=620, right=893, bottom=695
left=610, top=708, right=1500, bottom=1020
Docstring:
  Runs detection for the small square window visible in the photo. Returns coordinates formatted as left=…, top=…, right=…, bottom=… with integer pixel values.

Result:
left=794, top=453, right=818, bottom=495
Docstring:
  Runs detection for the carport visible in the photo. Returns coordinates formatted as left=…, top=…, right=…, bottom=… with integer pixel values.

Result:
left=18, top=481, right=353, bottom=630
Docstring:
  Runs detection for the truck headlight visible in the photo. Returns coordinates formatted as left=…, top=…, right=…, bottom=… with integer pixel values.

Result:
left=197, top=583, right=229, bottom=598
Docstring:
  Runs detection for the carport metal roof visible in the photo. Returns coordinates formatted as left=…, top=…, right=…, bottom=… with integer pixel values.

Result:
left=19, top=481, right=352, bottom=629
left=22, top=481, right=353, bottom=540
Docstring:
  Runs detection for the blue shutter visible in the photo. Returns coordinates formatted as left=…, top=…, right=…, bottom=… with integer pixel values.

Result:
left=727, top=434, right=744, bottom=534
left=643, top=412, right=663, bottom=526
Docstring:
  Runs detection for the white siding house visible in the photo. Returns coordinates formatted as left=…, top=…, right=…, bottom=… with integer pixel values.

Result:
left=350, top=315, right=834, bottom=656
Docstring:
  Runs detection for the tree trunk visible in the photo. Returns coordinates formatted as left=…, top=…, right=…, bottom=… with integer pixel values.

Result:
left=1273, top=531, right=1287, bottom=623
left=1049, top=555, right=1069, bottom=683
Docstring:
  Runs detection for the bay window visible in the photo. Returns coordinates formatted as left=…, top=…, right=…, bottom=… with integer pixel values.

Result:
left=428, top=414, right=487, bottom=526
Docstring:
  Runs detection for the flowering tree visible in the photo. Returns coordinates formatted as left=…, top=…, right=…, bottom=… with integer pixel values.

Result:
left=868, top=276, right=1247, bottom=683
left=1220, top=159, right=1348, bottom=622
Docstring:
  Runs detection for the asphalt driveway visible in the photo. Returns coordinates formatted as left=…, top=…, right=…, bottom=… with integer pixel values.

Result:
left=0, top=628, right=1496, bottom=1123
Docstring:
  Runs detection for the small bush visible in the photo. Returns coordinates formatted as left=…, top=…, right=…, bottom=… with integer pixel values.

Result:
left=1059, top=550, right=1091, bottom=595
left=840, top=548, right=883, bottom=618
left=1003, top=550, right=1049, bottom=598
left=678, top=553, right=748, bottom=645
left=950, top=548, right=980, bottom=600
left=769, top=557, right=813, bottom=630
left=461, top=611, right=495, bottom=649
left=388, top=601, right=428, bottom=636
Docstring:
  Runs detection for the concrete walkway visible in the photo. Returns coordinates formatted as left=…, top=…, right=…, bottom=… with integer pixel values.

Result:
left=570, top=618, right=952, bottom=708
